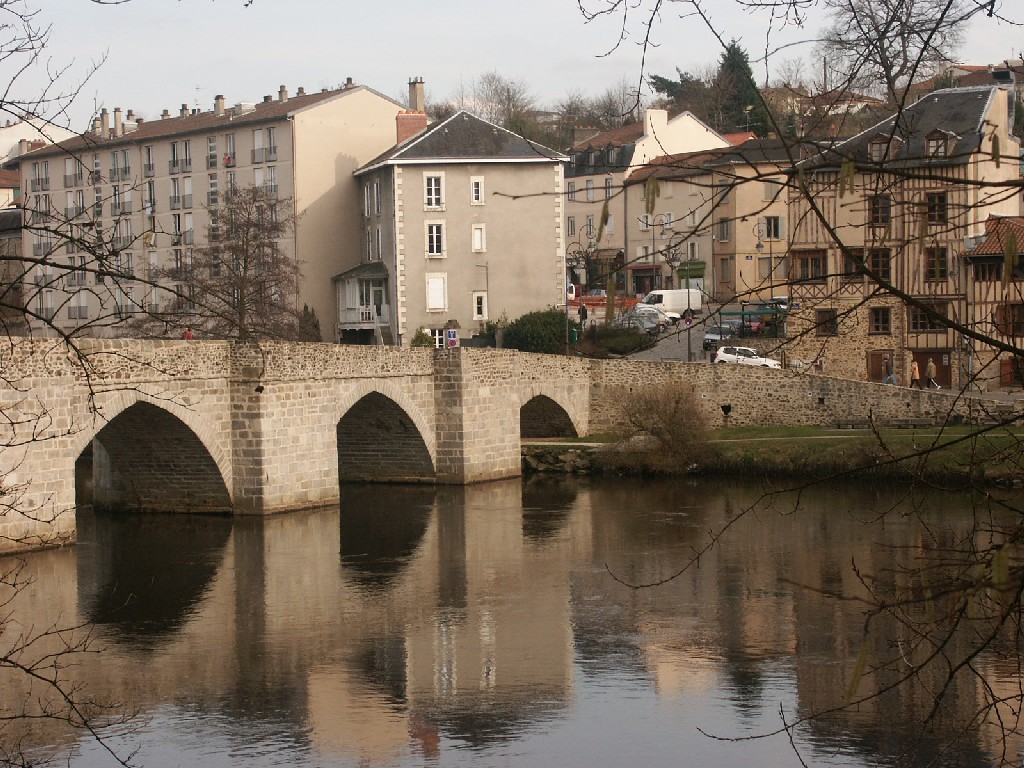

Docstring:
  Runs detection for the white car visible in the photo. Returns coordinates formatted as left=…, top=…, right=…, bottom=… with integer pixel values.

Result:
left=630, top=304, right=681, bottom=325
left=713, top=345, right=783, bottom=369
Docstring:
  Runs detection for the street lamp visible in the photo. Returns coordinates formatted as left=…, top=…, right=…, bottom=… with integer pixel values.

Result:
left=666, top=233, right=694, bottom=361
left=565, top=224, right=595, bottom=355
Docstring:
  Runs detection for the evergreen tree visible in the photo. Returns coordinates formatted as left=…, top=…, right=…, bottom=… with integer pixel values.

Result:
left=717, top=40, right=769, bottom=135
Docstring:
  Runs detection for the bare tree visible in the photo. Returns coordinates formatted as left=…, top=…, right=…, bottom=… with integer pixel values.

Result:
left=135, top=184, right=303, bottom=340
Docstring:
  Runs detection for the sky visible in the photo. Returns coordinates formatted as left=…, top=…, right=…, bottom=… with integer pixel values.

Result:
left=14, top=0, right=1024, bottom=134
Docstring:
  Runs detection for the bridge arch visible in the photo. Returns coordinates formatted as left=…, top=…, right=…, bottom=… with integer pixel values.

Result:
left=72, top=392, right=232, bottom=513
left=335, top=381, right=436, bottom=483
left=518, top=386, right=585, bottom=439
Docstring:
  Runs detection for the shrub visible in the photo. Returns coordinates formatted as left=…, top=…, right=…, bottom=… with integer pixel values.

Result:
left=592, top=325, right=651, bottom=356
left=409, top=328, right=434, bottom=348
left=503, top=309, right=567, bottom=354
left=594, top=382, right=707, bottom=474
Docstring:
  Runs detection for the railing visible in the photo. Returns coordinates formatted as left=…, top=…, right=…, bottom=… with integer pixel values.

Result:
left=339, top=304, right=391, bottom=325
left=168, top=160, right=180, bottom=174
left=64, top=172, right=83, bottom=187
left=223, top=154, right=236, bottom=167
left=183, top=230, right=194, bottom=245
left=252, top=148, right=266, bottom=163
left=30, top=177, right=50, bottom=192
left=144, top=163, right=155, bottom=177
left=169, top=195, right=181, bottom=210
left=181, top=159, right=192, bottom=173
left=182, top=194, right=192, bottom=209
left=267, top=146, right=277, bottom=161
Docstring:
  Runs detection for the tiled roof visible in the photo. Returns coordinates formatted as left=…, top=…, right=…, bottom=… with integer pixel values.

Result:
left=571, top=122, right=645, bottom=151
left=357, top=111, right=565, bottom=172
left=26, top=85, right=393, bottom=157
left=626, top=138, right=796, bottom=184
left=333, top=259, right=389, bottom=282
left=722, top=131, right=757, bottom=145
left=0, top=169, right=20, bottom=188
left=803, top=86, right=1002, bottom=170
left=967, top=215, right=1024, bottom=256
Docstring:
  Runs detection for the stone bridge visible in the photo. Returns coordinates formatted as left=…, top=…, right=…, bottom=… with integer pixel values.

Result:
left=0, top=338, right=1015, bottom=552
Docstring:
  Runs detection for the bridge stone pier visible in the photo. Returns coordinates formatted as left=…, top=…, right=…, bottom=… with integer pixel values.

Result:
left=0, top=339, right=591, bottom=553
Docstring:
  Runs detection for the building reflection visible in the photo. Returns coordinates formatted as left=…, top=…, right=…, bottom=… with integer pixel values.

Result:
left=0, top=476, right=1017, bottom=767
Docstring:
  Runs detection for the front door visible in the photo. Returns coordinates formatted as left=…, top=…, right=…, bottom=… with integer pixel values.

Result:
left=371, top=286, right=385, bottom=319
left=867, top=349, right=895, bottom=383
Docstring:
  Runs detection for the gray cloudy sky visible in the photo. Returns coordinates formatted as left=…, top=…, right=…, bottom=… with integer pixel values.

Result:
left=21, top=0, right=1024, bottom=132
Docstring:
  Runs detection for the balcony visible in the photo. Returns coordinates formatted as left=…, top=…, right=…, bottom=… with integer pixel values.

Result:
left=30, top=177, right=50, bottom=192
left=339, top=304, right=391, bottom=327
left=168, top=160, right=180, bottom=174
left=263, top=184, right=278, bottom=199
left=144, top=163, right=155, bottom=177
left=267, top=146, right=278, bottom=161
left=223, top=153, right=236, bottom=168
left=183, top=230, right=194, bottom=245
left=65, top=205, right=82, bottom=219
left=182, top=194, right=192, bottom=209
left=90, top=171, right=102, bottom=185
left=169, top=195, right=181, bottom=210
left=252, top=148, right=266, bottom=163
left=112, top=235, right=131, bottom=249
left=144, top=199, right=156, bottom=213
left=63, top=172, right=83, bottom=188
left=181, top=159, right=192, bottom=173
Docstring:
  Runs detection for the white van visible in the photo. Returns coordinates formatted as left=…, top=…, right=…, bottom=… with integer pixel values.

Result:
left=640, top=289, right=701, bottom=318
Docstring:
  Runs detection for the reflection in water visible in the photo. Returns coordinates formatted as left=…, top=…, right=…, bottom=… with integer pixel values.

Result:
left=1, top=477, right=1018, bottom=767
left=75, top=509, right=231, bottom=646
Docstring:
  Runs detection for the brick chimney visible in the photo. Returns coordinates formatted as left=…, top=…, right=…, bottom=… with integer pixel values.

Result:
left=397, top=77, right=428, bottom=144
left=214, top=95, right=225, bottom=116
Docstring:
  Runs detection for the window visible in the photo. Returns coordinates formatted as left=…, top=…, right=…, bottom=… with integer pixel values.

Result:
left=365, top=229, right=372, bottom=259
left=224, top=133, right=236, bottom=166
left=816, top=308, right=839, bottom=336
left=640, top=245, right=651, bottom=262
left=208, top=174, right=218, bottom=206
left=869, top=140, right=887, bottom=162
left=375, top=227, right=382, bottom=260
left=207, top=136, right=218, bottom=168
left=909, top=302, right=947, bottom=332
left=687, top=241, right=698, bottom=260
left=869, top=307, right=891, bottom=334
left=182, top=176, right=193, bottom=208
left=363, top=184, right=371, bottom=217
left=170, top=177, right=181, bottom=209
left=926, top=192, right=947, bottom=224
left=472, top=224, right=486, bottom=252
left=996, top=303, right=1024, bottom=336
left=639, top=214, right=651, bottom=231
left=973, top=260, right=1001, bottom=282
left=869, top=194, right=891, bottom=226
left=586, top=180, right=594, bottom=201
left=764, top=216, right=782, bottom=239
left=719, top=257, right=732, bottom=282
left=426, top=222, right=445, bottom=257
left=585, top=215, right=594, bottom=232
left=567, top=216, right=576, bottom=237
left=69, top=291, right=88, bottom=320
left=425, top=174, right=444, bottom=208
left=763, top=177, right=783, bottom=202
left=791, top=249, right=826, bottom=282
left=426, top=273, right=447, bottom=311
left=605, top=178, right=612, bottom=199
left=472, top=291, right=488, bottom=320
left=925, top=246, right=948, bottom=281
left=373, top=180, right=381, bottom=214
left=842, top=248, right=865, bottom=280
left=867, top=248, right=891, bottom=281
left=926, top=134, right=947, bottom=158
left=567, top=182, right=576, bottom=202
left=471, top=176, right=484, bottom=205
left=716, top=217, right=732, bottom=242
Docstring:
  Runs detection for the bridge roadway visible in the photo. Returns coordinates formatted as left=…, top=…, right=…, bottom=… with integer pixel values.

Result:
left=0, top=337, right=1011, bottom=553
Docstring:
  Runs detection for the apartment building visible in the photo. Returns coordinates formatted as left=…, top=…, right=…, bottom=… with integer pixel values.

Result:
left=785, top=86, right=1021, bottom=387
left=19, top=81, right=404, bottom=337
left=622, top=139, right=794, bottom=303
left=343, top=97, right=566, bottom=347
left=564, top=109, right=729, bottom=294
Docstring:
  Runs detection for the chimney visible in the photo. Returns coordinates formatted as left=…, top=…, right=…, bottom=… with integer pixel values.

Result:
left=396, top=110, right=429, bottom=144
left=297, top=86, right=306, bottom=96
left=162, top=109, right=170, bottom=120
left=92, top=116, right=101, bottom=136
left=408, top=76, right=425, bottom=112
left=214, top=95, right=225, bottom=116
left=263, top=95, right=272, bottom=103
left=278, top=85, right=288, bottom=102
left=179, top=103, right=188, bottom=118
left=114, top=107, right=123, bottom=136
left=100, top=108, right=110, bottom=138
left=345, top=77, right=354, bottom=88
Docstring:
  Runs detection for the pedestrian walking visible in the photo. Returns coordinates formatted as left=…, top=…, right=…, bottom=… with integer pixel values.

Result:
left=925, top=357, right=940, bottom=389
left=182, top=326, right=194, bottom=341
left=909, top=359, right=922, bottom=389
left=882, top=355, right=897, bottom=385
left=579, top=303, right=588, bottom=325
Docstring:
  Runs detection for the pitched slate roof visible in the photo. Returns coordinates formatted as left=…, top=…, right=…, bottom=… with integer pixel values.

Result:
left=802, top=86, right=1001, bottom=170
left=25, top=84, right=397, bottom=158
left=357, top=111, right=565, bottom=173
left=571, top=122, right=645, bottom=151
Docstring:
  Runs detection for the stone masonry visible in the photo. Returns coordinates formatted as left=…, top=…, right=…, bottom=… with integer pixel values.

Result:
left=0, top=338, right=1016, bottom=553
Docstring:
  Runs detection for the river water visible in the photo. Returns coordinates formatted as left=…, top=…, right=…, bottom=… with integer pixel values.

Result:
left=2, top=476, right=1021, bottom=768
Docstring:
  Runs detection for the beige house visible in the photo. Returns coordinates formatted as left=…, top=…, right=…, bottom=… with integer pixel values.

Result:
left=623, top=139, right=794, bottom=303
left=19, top=81, right=404, bottom=337
left=785, top=86, right=1021, bottom=387
left=564, top=109, right=729, bottom=294
left=344, top=104, right=567, bottom=347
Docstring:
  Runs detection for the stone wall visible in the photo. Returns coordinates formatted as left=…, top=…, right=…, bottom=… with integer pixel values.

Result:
left=587, top=359, right=1020, bottom=432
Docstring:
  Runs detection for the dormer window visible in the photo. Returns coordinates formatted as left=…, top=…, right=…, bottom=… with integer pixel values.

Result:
left=925, top=131, right=949, bottom=158
left=868, top=139, right=887, bottom=163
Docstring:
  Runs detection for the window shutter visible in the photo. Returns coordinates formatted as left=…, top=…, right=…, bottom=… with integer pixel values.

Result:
left=426, top=274, right=447, bottom=310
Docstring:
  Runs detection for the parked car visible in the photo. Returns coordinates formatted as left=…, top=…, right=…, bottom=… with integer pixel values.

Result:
left=702, top=325, right=734, bottom=351
left=612, top=312, right=664, bottom=336
left=631, top=304, right=681, bottom=326
left=586, top=288, right=608, bottom=297
left=712, top=345, right=782, bottom=368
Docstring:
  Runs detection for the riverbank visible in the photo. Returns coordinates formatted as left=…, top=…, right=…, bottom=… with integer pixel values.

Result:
left=523, top=425, right=1024, bottom=487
